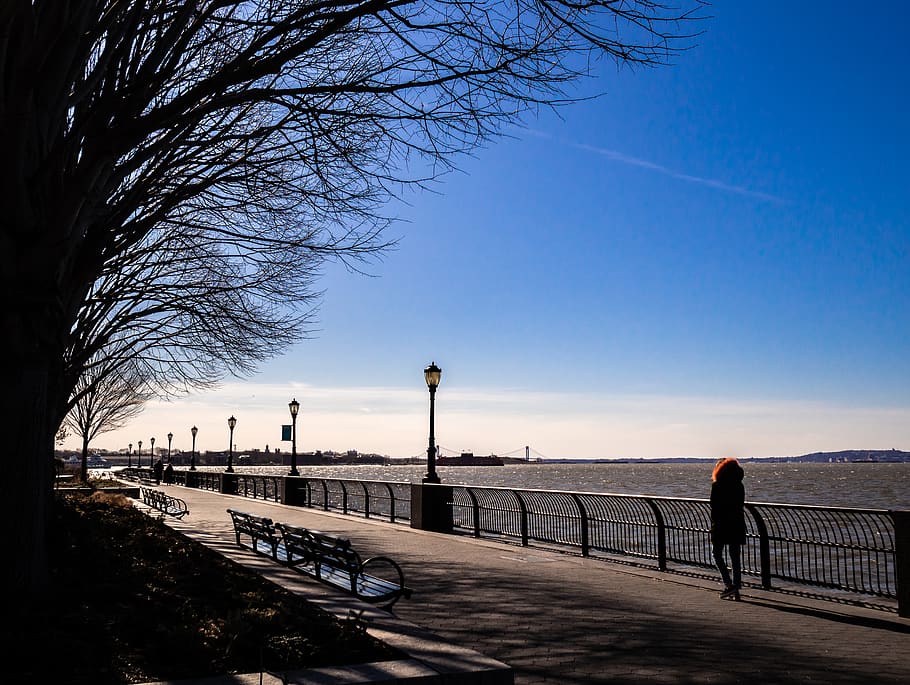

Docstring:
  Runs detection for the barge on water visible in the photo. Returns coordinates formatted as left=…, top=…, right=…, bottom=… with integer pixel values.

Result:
left=436, top=452, right=504, bottom=466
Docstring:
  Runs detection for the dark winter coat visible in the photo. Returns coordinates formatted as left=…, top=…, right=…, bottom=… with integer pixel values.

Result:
left=710, top=461, right=746, bottom=545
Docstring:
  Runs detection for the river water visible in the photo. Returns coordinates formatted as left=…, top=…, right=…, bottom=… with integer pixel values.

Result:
left=189, top=461, right=910, bottom=510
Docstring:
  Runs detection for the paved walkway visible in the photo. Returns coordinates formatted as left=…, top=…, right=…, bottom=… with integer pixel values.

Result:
left=151, top=485, right=910, bottom=684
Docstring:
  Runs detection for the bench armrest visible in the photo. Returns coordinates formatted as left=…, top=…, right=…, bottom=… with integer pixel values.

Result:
left=360, top=555, right=406, bottom=591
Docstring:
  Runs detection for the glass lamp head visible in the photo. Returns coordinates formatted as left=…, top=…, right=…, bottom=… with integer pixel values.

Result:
left=424, top=361, right=442, bottom=389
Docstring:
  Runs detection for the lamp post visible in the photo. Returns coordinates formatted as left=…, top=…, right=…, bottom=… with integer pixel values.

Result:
left=137, top=440, right=143, bottom=468
left=423, top=362, right=442, bottom=484
left=190, top=426, right=198, bottom=470
left=150, top=436, right=156, bottom=462
left=289, top=398, right=300, bottom=476
left=167, top=432, right=173, bottom=463
left=128, top=443, right=133, bottom=468
left=226, top=415, right=236, bottom=472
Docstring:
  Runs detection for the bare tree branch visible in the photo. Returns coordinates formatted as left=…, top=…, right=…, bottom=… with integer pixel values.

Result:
left=64, top=348, right=151, bottom=481
left=0, top=0, right=707, bottom=599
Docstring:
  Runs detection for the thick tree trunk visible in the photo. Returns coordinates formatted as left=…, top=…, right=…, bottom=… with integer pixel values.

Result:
left=1, top=357, right=54, bottom=607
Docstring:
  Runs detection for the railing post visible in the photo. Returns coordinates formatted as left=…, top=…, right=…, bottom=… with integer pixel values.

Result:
left=515, top=491, right=529, bottom=547
left=467, top=488, right=481, bottom=538
left=746, top=504, right=773, bottom=590
left=571, top=494, right=590, bottom=557
left=891, top=510, right=910, bottom=618
left=361, top=482, right=371, bottom=518
left=645, top=498, right=667, bottom=571
left=384, top=483, right=397, bottom=522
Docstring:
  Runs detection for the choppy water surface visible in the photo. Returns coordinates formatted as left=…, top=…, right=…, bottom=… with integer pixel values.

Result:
left=206, top=461, right=910, bottom=510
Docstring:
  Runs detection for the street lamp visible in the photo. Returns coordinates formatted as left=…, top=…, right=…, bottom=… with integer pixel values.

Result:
left=167, top=432, right=173, bottom=463
left=137, top=440, right=143, bottom=468
left=150, top=437, right=156, bottom=462
left=226, top=415, right=236, bottom=472
left=128, top=443, right=133, bottom=468
left=190, top=426, right=198, bottom=470
left=423, top=361, right=442, bottom=484
left=289, top=398, right=300, bottom=476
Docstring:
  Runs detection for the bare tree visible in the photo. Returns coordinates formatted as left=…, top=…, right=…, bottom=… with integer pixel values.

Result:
left=0, top=1, right=705, bottom=600
left=65, top=353, right=150, bottom=482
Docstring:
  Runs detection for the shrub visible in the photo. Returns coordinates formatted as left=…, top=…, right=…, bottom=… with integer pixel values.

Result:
left=3, top=494, right=399, bottom=683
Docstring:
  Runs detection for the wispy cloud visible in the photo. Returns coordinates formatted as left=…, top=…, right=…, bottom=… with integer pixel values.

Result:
left=525, top=129, right=783, bottom=204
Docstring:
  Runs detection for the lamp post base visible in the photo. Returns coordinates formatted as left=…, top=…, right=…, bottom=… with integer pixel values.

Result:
left=221, top=472, right=238, bottom=495
left=410, top=483, right=452, bottom=533
left=281, top=476, right=307, bottom=506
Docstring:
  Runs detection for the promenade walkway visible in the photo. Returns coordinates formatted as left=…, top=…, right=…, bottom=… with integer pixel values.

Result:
left=149, top=485, right=910, bottom=684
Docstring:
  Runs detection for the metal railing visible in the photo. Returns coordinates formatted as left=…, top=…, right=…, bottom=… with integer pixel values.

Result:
left=450, top=485, right=900, bottom=604
left=290, top=478, right=412, bottom=523
left=122, top=468, right=906, bottom=612
left=235, top=474, right=282, bottom=502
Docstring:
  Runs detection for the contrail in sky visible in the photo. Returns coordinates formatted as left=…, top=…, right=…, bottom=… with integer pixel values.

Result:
left=526, top=129, right=783, bottom=203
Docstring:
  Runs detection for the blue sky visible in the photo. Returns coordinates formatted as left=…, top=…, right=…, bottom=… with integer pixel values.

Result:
left=82, top=2, right=910, bottom=460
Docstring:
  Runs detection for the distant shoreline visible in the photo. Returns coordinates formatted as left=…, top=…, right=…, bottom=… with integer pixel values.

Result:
left=536, top=449, right=910, bottom=464
left=59, top=448, right=910, bottom=467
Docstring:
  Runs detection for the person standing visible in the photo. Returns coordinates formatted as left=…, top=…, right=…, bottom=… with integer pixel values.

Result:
left=710, top=457, right=746, bottom=600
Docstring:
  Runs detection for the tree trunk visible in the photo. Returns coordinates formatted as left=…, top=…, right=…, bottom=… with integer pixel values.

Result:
left=1, top=357, right=54, bottom=608
left=81, top=434, right=89, bottom=482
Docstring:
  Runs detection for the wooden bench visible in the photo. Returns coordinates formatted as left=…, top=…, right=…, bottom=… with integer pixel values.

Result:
left=227, top=509, right=280, bottom=559
left=275, top=522, right=412, bottom=609
left=140, top=487, right=189, bottom=519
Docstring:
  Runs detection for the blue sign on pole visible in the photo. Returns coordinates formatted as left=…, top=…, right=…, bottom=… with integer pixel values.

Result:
left=281, top=425, right=292, bottom=441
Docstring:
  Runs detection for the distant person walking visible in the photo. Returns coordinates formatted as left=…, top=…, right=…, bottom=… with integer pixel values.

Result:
left=710, top=457, right=746, bottom=600
left=153, top=458, right=164, bottom=485
left=163, top=462, right=174, bottom=485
